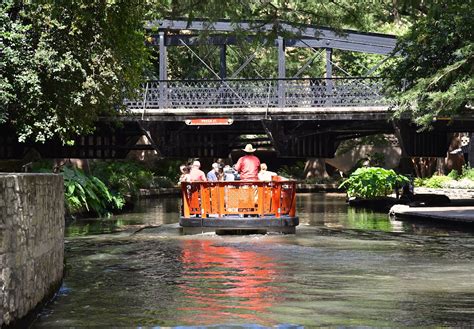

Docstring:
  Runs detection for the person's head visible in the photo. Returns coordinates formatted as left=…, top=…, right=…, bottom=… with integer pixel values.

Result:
left=192, top=160, right=201, bottom=168
left=180, top=164, right=189, bottom=173
left=212, top=162, right=219, bottom=171
left=242, top=143, right=256, bottom=154
left=260, top=163, right=268, bottom=171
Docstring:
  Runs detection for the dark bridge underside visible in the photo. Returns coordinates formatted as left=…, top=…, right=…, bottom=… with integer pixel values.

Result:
left=2, top=116, right=474, bottom=160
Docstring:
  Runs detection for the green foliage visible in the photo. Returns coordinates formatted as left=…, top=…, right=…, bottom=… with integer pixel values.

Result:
left=447, top=169, right=459, bottom=180
left=1, top=0, right=149, bottom=142
left=150, top=0, right=405, bottom=79
left=62, top=167, right=125, bottom=217
left=339, top=167, right=409, bottom=198
left=277, top=161, right=306, bottom=180
left=416, top=166, right=474, bottom=189
left=384, top=2, right=474, bottom=128
left=420, top=175, right=452, bottom=189
left=153, top=159, right=183, bottom=183
left=460, top=166, right=474, bottom=181
left=91, top=161, right=154, bottom=198
left=413, top=177, right=425, bottom=187
left=152, top=176, right=175, bottom=188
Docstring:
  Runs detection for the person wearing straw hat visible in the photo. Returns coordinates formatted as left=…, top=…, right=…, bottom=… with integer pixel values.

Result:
left=234, top=144, right=260, bottom=181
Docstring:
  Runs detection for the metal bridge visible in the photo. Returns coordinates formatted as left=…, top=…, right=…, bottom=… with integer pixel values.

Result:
left=1, top=20, right=472, bottom=160
left=125, top=77, right=385, bottom=113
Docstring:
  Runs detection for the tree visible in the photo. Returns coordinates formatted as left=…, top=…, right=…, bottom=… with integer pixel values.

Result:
left=384, top=1, right=474, bottom=128
left=1, top=0, right=150, bottom=143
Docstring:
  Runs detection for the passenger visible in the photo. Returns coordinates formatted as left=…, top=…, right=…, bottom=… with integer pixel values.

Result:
left=217, top=164, right=225, bottom=181
left=178, top=164, right=191, bottom=183
left=207, top=162, right=220, bottom=181
left=223, top=165, right=235, bottom=181
left=234, top=144, right=260, bottom=181
left=189, top=160, right=207, bottom=182
left=258, top=163, right=277, bottom=181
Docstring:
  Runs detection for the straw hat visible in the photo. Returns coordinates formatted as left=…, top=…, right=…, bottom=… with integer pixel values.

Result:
left=242, top=144, right=257, bottom=153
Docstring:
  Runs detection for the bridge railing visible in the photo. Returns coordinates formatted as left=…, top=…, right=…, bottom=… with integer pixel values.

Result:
left=125, top=77, right=386, bottom=110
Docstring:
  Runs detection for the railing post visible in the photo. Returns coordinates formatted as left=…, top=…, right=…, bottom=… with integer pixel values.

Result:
left=181, top=183, right=190, bottom=218
left=325, top=48, right=333, bottom=105
left=277, top=36, right=286, bottom=108
left=159, top=31, right=168, bottom=109
left=219, top=45, right=227, bottom=79
left=289, top=182, right=296, bottom=217
left=272, top=181, right=282, bottom=218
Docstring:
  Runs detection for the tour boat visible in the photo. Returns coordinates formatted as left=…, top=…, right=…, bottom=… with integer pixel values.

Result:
left=180, top=177, right=298, bottom=234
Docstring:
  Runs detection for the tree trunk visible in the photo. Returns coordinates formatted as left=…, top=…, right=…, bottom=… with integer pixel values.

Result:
left=411, top=157, right=437, bottom=178
left=304, top=158, right=329, bottom=179
left=469, top=133, right=474, bottom=168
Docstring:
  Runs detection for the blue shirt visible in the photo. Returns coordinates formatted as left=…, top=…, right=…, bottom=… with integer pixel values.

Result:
left=207, top=170, right=218, bottom=181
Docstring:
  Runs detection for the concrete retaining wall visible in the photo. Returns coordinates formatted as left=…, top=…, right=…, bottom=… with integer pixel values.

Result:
left=0, top=174, right=64, bottom=327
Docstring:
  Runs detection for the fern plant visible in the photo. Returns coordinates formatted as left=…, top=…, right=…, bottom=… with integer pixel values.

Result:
left=62, top=167, right=125, bottom=217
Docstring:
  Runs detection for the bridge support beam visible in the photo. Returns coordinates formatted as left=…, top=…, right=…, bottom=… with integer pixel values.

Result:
left=325, top=48, right=333, bottom=104
left=159, top=31, right=168, bottom=109
left=277, top=36, right=285, bottom=108
left=220, top=45, right=227, bottom=79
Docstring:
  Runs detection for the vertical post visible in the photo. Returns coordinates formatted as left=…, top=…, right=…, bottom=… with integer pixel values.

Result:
left=277, top=36, right=285, bottom=108
left=272, top=181, right=282, bottom=218
left=469, top=133, right=474, bottom=168
left=257, top=183, right=264, bottom=217
left=289, top=182, right=296, bottom=217
left=219, top=44, right=227, bottom=79
left=159, top=31, right=167, bottom=109
left=181, top=183, right=190, bottom=218
left=325, top=48, right=333, bottom=103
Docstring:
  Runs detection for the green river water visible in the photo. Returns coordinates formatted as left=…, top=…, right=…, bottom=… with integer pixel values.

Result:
left=32, top=193, right=474, bottom=327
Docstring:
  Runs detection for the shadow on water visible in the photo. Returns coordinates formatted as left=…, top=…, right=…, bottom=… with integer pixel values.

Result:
left=32, top=193, right=474, bottom=327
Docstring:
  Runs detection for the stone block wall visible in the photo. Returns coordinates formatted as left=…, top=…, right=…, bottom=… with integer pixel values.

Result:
left=0, top=174, right=64, bottom=327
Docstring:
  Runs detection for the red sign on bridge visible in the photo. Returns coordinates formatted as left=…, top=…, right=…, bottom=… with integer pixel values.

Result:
left=185, top=118, right=234, bottom=126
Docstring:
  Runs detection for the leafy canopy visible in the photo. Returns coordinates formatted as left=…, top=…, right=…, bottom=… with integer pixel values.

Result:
left=384, top=1, right=474, bottom=128
left=1, top=0, right=149, bottom=142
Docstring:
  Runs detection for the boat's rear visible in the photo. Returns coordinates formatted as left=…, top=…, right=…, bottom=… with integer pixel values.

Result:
left=180, top=179, right=298, bottom=234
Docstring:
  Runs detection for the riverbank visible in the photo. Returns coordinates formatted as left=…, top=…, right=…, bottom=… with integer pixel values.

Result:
left=390, top=205, right=474, bottom=224
left=388, top=187, right=474, bottom=225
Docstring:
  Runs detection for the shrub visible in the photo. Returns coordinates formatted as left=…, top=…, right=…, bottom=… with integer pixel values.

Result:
left=460, top=166, right=474, bottom=181
left=447, top=169, right=459, bottom=180
left=153, top=159, right=183, bottom=182
left=152, top=176, right=175, bottom=188
left=422, top=175, right=452, bottom=188
left=413, top=177, right=425, bottom=187
left=277, top=161, right=306, bottom=179
left=339, top=167, right=409, bottom=199
left=91, top=161, right=154, bottom=198
left=62, top=167, right=125, bottom=217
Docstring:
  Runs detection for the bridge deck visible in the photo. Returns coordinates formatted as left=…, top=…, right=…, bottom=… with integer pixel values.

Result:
left=128, top=105, right=390, bottom=121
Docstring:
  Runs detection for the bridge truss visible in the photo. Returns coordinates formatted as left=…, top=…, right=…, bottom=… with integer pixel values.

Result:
left=2, top=20, right=473, bottom=160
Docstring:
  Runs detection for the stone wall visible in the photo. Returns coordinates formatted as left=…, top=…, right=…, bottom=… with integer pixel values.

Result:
left=0, top=174, right=64, bottom=327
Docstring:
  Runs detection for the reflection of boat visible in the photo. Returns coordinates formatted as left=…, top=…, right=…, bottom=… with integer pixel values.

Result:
left=178, top=240, right=282, bottom=325
left=180, top=178, right=298, bottom=234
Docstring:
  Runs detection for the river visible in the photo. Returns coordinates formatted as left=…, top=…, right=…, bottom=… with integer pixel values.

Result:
left=32, top=193, right=474, bottom=327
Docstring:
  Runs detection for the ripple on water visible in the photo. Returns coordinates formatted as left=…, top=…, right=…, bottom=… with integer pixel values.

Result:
left=32, top=196, right=474, bottom=327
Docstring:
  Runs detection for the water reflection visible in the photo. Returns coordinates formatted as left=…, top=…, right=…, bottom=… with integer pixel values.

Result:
left=31, top=194, right=474, bottom=327
left=66, top=196, right=180, bottom=236
left=178, top=240, right=282, bottom=325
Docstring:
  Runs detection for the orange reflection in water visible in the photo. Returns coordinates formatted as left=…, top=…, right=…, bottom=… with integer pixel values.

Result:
left=178, top=239, right=282, bottom=325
